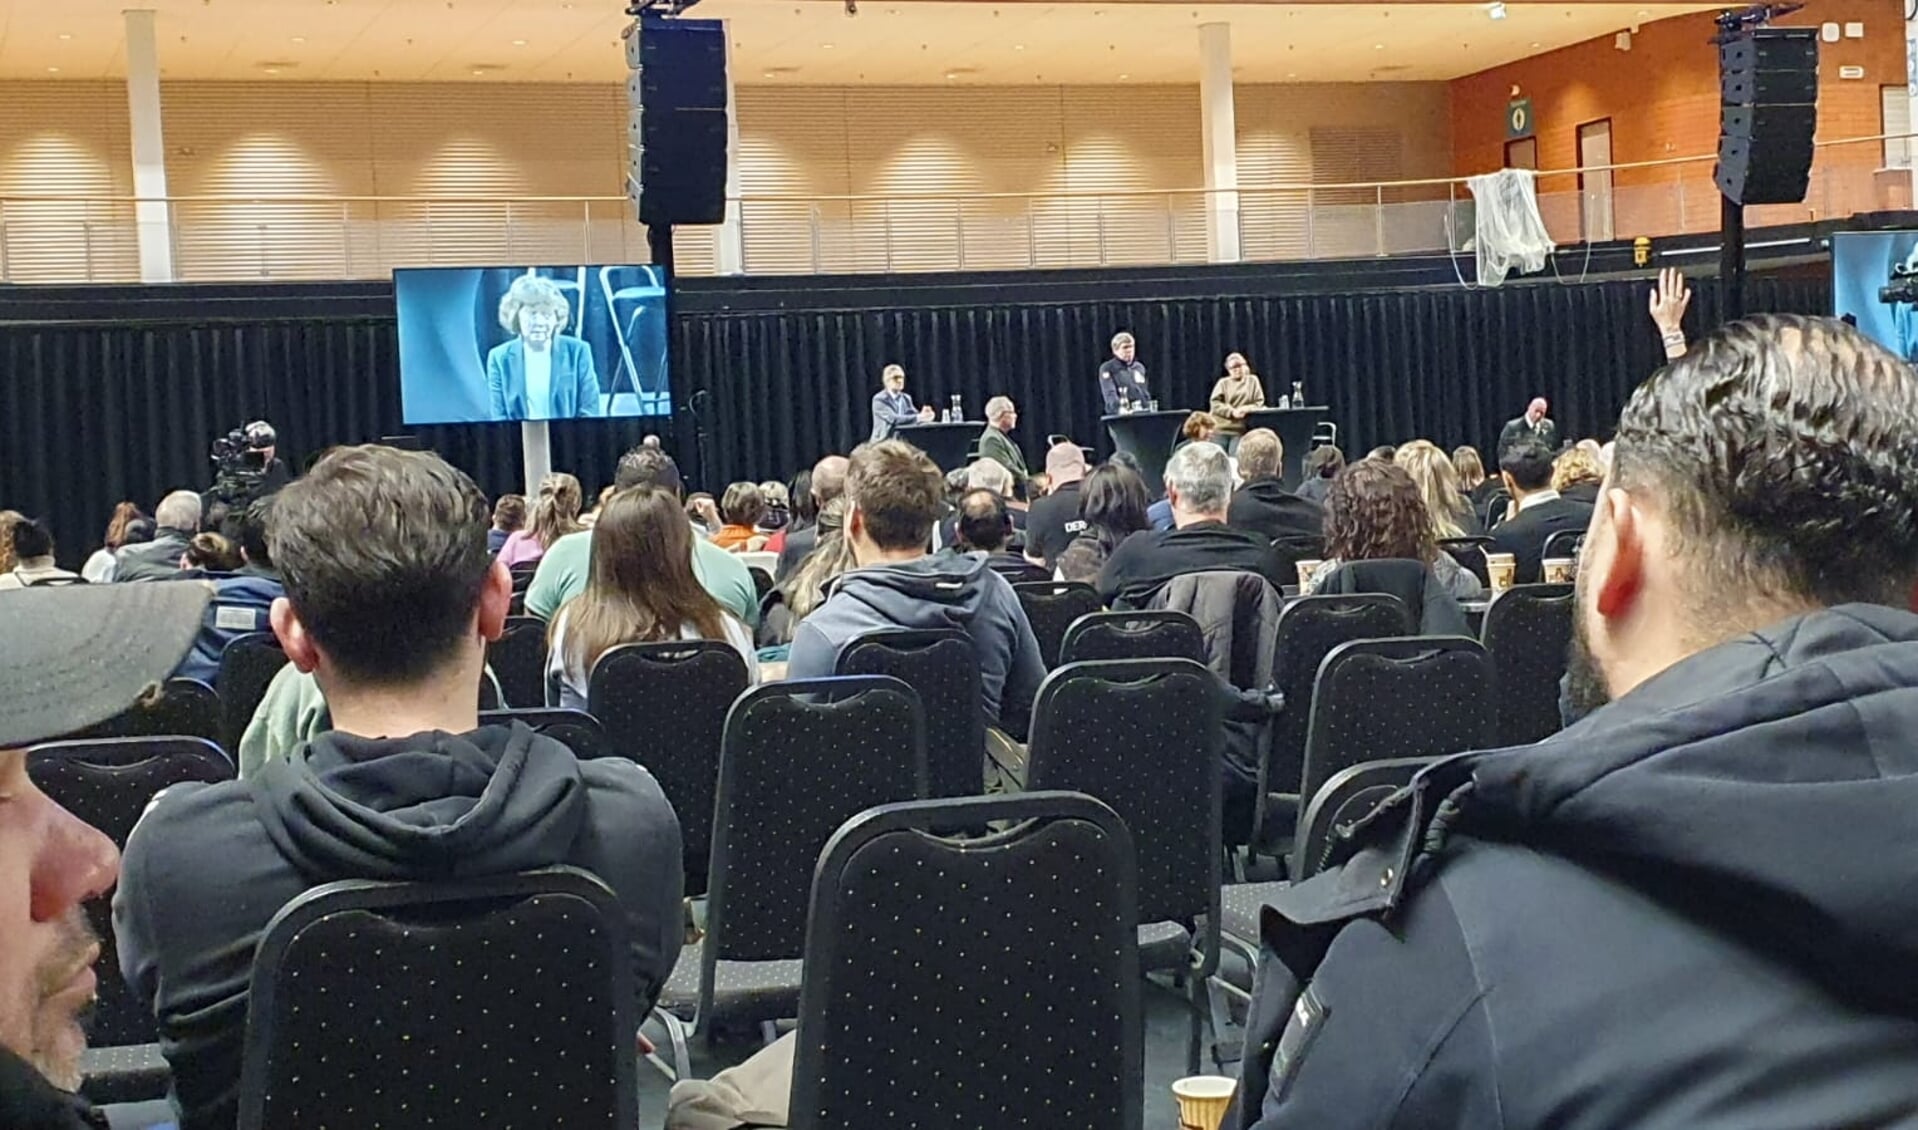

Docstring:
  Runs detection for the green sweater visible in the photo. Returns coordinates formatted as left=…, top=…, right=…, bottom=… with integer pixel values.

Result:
left=526, top=527, right=760, bottom=626
left=977, top=426, right=1029, bottom=483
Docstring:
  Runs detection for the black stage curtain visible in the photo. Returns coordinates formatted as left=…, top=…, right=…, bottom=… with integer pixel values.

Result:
left=0, top=274, right=1826, bottom=569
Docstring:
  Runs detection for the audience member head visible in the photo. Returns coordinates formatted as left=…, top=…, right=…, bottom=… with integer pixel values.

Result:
left=985, top=396, right=1017, bottom=431
left=955, top=489, right=1013, bottom=553
left=1028, top=471, right=1051, bottom=499
left=557, top=486, right=729, bottom=677
left=720, top=482, right=766, bottom=529
left=491, top=493, right=527, bottom=534
left=1163, top=441, right=1232, bottom=527
left=121, top=518, right=156, bottom=547
left=1181, top=411, right=1218, bottom=445
left=1552, top=446, right=1604, bottom=494
left=1570, top=315, right=1918, bottom=715
left=102, top=501, right=145, bottom=551
left=267, top=445, right=505, bottom=719
left=527, top=473, right=584, bottom=549
left=641, top=434, right=662, bottom=450
left=235, top=498, right=273, bottom=570
left=204, top=502, right=233, bottom=542
left=1499, top=436, right=1557, bottom=499
left=685, top=492, right=719, bottom=532
left=1323, top=459, right=1435, bottom=567
left=1366, top=445, right=1398, bottom=464
left=789, top=469, right=817, bottom=525
left=1081, top=462, right=1150, bottom=552
left=943, top=467, right=970, bottom=505
left=845, top=440, right=943, bottom=565
left=615, top=445, right=685, bottom=498
left=155, top=490, right=202, bottom=534
left=1306, top=444, right=1346, bottom=481
left=966, top=458, right=1015, bottom=498
left=811, top=454, right=850, bottom=507
left=1236, top=429, right=1284, bottom=484
left=1395, top=440, right=1474, bottom=540
left=8, top=518, right=53, bottom=564
left=1451, top=445, right=1486, bottom=490
left=182, top=532, right=241, bottom=573
left=1045, top=442, right=1089, bottom=490
left=785, top=497, right=857, bottom=622
left=758, top=480, right=790, bottom=513
left=1108, top=449, right=1145, bottom=480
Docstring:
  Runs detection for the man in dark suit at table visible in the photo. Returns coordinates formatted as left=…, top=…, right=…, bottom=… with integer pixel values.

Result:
left=1098, top=332, right=1150, bottom=415
left=869, top=363, right=934, bottom=443
left=485, top=275, right=603, bottom=420
left=1489, top=436, right=1592, bottom=583
left=1497, top=396, right=1559, bottom=459
left=1227, top=428, right=1323, bottom=545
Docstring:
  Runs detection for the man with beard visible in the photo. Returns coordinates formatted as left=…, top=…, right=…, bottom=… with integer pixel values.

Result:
left=1234, top=315, right=1918, bottom=1129
left=0, top=583, right=210, bottom=1127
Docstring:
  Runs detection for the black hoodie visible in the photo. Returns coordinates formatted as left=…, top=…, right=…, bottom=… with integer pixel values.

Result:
left=114, top=723, right=682, bottom=1130
left=1239, top=604, right=1918, bottom=1129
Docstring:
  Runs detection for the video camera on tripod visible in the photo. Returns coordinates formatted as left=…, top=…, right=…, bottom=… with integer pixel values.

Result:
left=1880, top=261, right=1918, bottom=306
left=207, top=420, right=278, bottom=508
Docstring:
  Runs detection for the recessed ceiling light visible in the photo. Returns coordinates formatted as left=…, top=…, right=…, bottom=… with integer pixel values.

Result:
left=512, top=38, right=527, bottom=46
left=1530, top=41, right=1541, bottom=47
left=821, top=42, right=834, bottom=48
left=1118, top=73, right=1129, bottom=80
left=57, top=32, right=72, bottom=41
left=763, top=69, right=776, bottom=77
left=1636, top=7, right=1650, bottom=14
left=291, top=36, right=306, bottom=43
left=262, top=67, right=278, bottom=75
left=1013, top=44, right=1024, bottom=50
left=46, top=66, right=60, bottom=73
left=1373, top=43, right=1385, bottom=50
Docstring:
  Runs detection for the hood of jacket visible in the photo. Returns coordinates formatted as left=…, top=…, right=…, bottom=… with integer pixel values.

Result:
left=250, top=722, right=587, bottom=881
left=814, top=552, right=1005, bottom=636
left=1460, top=603, right=1918, bottom=1008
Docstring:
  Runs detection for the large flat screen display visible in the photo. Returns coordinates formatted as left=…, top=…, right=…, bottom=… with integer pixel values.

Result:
left=1830, top=230, right=1918, bottom=366
left=396, top=265, right=670, bottom=424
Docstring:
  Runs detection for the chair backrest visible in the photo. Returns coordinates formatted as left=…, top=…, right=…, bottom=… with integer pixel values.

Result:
left=508, top=561, right=540, bottom=593
left=705, top=677, right=925, bottom=1008
left=1480, top=582, right=1577, bottom=746
left=216, top=633, right=290, bottom=754
left=747, top=566, right=776, bottom=602
left=1010, top=581, right=1103, bottom=669
left=1301, top=637, right=1493, bottom=813
left=1027, top=659, right=1221, bottom=934
left=835, top=629, right=984, bottom=801
left=72, top=677, right=224, bottom=746
left=791, top=793, right=1142, bottom=1130
left=238, top=867, right=635, bottom=1130
left=1259, top=595, right=1413, bottom=846
left=1058, top=610, right=1205, bottom=666
left=1482, top=489, right=1512, bottom=529
left=478, top=708, right=611, bottom=759
left=735, top=550, right=779, bottom=576
left=1293, top=756, right=1436, bottom=881
left=1541, top=530, right=1586, bottom=560
left=486, top=615, right=551, bottom=709
left=587, top=640, right=751, bottom=897
left=28, top=737, right=233, bottom=1046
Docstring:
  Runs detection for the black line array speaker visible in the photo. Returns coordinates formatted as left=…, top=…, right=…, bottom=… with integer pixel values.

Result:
left=627, top=17, right=729, bottom=227
left=1714, top=27, right=1818, bottom=207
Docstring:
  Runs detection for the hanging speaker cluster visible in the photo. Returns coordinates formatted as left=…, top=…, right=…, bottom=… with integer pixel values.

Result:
left=1714, top=27, right=1818, bottom=207
left=627, top=16, right=730, bottom=227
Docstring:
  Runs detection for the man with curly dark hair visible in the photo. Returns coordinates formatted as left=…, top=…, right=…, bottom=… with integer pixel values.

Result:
left=1237, top=315, right=1918, bottom=1130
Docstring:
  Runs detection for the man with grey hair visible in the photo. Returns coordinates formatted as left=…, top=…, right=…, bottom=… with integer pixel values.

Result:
left=112, top=489, right=202, bottom=582
left=1098, top=331, right=1149, bottom=414
left=1096, top=440, right=1288, bottom=608
left=976, top=396, right=1029, bottom=489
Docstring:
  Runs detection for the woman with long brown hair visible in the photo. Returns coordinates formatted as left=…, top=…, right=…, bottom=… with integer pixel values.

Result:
left=1303, top=459, right=1481, bottom=600
left=498, top=472, right=583, bottom=568
left=82, top=501, right=146, bottom=582
left=546, top=486, right=756, bottom=709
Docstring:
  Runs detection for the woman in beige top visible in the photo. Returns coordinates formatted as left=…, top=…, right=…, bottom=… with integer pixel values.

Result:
left=1209, top=352, right=1266, bottom=437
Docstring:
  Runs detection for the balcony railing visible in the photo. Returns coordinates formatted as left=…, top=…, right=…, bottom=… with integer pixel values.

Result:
left=1, top=134, right=1909, bottom=286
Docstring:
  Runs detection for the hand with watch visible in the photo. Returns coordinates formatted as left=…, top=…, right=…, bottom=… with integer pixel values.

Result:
left=1648, top=266, right=1691, bottom=360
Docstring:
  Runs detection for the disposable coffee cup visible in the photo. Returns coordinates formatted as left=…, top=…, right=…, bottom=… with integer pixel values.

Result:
left=1486, top=552, right=1517, bottom=592
left=1542, top=557, right=1576, bottom=585
left=1296, top=559, right=1324, bottom=590
left=1172, top=1076, right=1236, bottom=1130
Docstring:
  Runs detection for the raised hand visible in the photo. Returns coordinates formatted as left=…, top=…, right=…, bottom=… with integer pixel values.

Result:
left=1648, top=267, right=1691, bottom=337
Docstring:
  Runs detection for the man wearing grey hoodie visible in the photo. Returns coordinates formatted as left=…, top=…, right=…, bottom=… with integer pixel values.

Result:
left=114, top=445, right=683, bottom=1130
left=786, top=439, right=1045, bottom=739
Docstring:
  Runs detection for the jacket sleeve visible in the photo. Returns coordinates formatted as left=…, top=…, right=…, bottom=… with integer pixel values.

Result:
left=487, top=346, right=510, bottom=420
left=785, top=619, right=837, bottom=683
left=1099, top=369, right=1120, bottom=415
left=572, top=341, right=603, bottom=417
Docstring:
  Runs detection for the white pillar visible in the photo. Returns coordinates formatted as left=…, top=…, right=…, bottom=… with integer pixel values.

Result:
left=716, top=19, right=745, bottom=275
left=1198, top=22, right=1241, bottom=264
left=521, top=421, right=553, bottom=498
left=123, top=9, right=174, bottom=283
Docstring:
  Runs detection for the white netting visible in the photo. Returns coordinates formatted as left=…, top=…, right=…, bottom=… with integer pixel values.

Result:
left=1465, top=169, right=1555, bottom=287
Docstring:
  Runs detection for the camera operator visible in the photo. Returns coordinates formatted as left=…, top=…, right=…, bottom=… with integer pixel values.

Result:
left=1881, top=243, right=1918, bottom=365
left=204, top=421, right=290, bottom=513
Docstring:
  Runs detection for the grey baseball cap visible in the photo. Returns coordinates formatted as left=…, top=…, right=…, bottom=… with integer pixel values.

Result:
left=0, top=581, right=213, bottom=748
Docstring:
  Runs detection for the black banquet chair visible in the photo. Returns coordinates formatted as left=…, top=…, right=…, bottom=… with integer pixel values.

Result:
left=1541, top=529, right=1585, bottom=561
left=486, top=615, right=551, bottom=709
left=1010, top=580, right=1102, bottom=669
left=835, top=629, right=984, bottom=800
left=237, top=867, right=637, bottom=1130
left=29, top=737, right=234, bottom=1103
left=791, top=793, right=1143, bottom=1130
left=479, top=708, right=611, bottom=760
left=69, top=677, right=223, bottom=747
left=588, top=640, right=751, bottom=897
left=659, top=676, right=927, bottom=1039
left=1026, top=658, right=1221, bottom=1072
left=1480, top=582, right=1577, bottom=746
left=216, top=632, right=291, bottom=755
left=1058, top=610, right=1205, bottom=666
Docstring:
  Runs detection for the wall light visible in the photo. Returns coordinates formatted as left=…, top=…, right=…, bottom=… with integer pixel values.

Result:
left=1487, top=2, right=1508, bottom=20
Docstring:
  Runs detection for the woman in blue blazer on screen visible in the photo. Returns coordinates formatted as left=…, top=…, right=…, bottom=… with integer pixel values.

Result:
left=486, top=275, right=603, bottom=420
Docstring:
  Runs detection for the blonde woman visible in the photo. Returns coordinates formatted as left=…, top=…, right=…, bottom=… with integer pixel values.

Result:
left=498, top=472, right=584, bottom=568
left=1208, top=352, right=1267, bottom=438
left=485, top=274, right=602, bottom=420
left=1396, top=440, right=1482, bottom=539
left=1553, top=445, right=1604, bottom=505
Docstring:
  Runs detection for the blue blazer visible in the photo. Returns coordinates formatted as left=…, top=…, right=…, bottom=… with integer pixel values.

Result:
left=485, top=336, right=602, bottom=420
